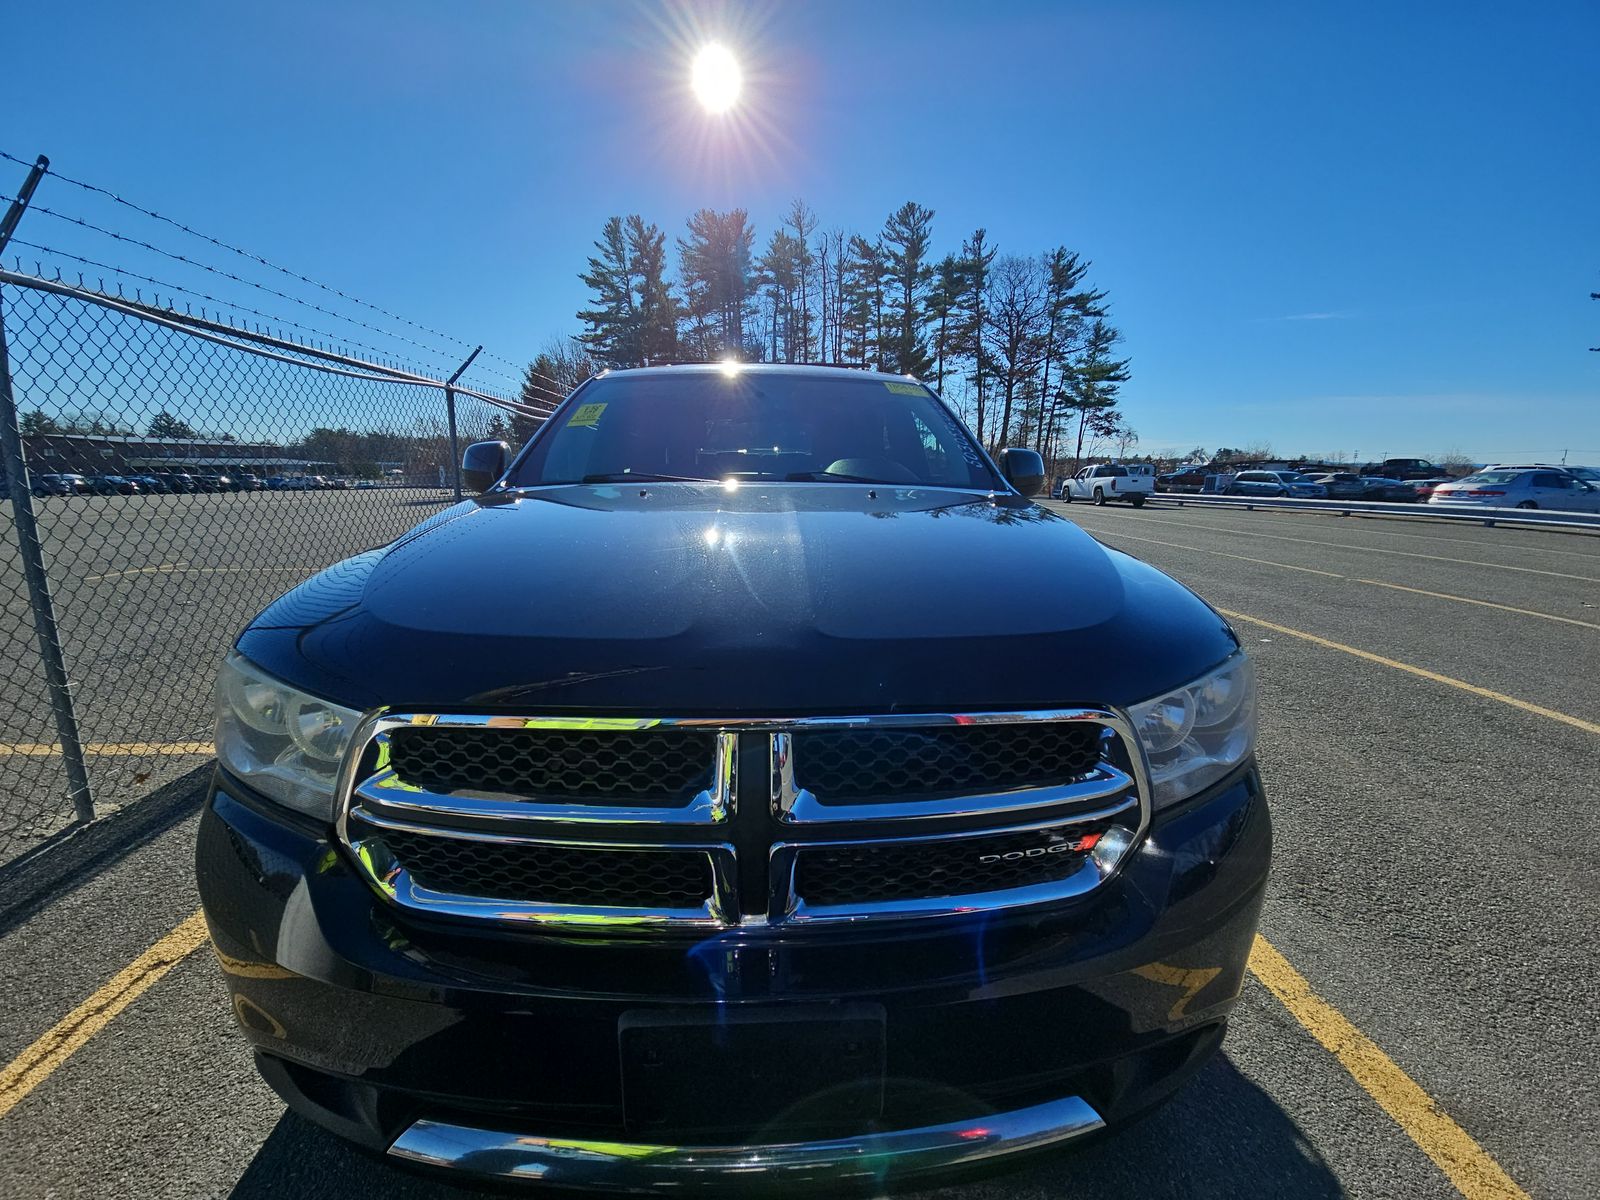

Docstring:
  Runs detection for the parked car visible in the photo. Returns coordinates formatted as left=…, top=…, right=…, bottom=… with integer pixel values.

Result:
left=1406, top=478, right=1453, bottom=501
left=154, top=471, right=198, bottom=493
left=1227, top=470, right=1327, bottom=498
left=353, top=479, right=379, bottom=490
left=1362, top=457, right=1444, bottom=481
left=1357, top=476, right=1416, bottom=502
left=128, top=474, right=171, bottom=494
left=1062, top=462, right=1154, bottom=506
left=1158, top=467, right=1210, bottom=494
left=1308, top=472, right=1365, bottom=499
left=199, top=363, right=1269, bottom=1193
left=84, top=474, right=141, bottom=495
left=1484, top=463, right=1600, bottom=485
left=30, top=473, right=81, bottom=496
left=1429, top=468, right=1600, bottom=512
left=235, top=473, right=264, bottom=492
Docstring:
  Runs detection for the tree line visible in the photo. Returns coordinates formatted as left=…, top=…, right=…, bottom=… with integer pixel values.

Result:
left=537, top=200, right=1133, bottom=464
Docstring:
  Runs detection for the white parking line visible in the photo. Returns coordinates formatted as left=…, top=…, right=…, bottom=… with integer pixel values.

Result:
left=1066, top=511, right=1600, bottom=582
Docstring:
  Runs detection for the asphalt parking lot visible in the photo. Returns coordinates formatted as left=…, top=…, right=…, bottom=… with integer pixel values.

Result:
left=1, top=494, right=1596, bottom=1198
left=0, top=488, right=461, bottom=857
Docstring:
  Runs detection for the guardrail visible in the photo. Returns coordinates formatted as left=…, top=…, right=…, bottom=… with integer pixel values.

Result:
left=1145, top=491, right=1600, bottom=531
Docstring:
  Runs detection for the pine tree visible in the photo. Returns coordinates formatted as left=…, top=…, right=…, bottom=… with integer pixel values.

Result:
left=1035, top=248, right=1104, bottom=457
left=755, top=230, right=808, bottom=361
left=576, top=217, right=639, bottom=367
left=842, top=235, right=885, bottom=365
left=879, top=202, right=935, bottom=377
left=956, top=229, right=997, bottom=442
left=1066, top=319, right=1131, bottom=468
left=929, top=255, right=965, bottom=393
left=625, top=216, right=678, bottom=365
left=678, top=209, right=755, bottom=359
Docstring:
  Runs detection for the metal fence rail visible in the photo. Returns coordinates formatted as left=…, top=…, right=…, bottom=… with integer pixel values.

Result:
left=0, top=265, right=550, bottom=869
left=1148, top=491, right=1600, bottom=531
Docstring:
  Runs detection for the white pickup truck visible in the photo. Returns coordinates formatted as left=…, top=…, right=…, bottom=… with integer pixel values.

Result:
left=1061, top=462, right=1155, bottom=506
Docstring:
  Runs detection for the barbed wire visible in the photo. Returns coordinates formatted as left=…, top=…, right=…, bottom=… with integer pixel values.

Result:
left=1, top=148, right=492, bottom=358
left=0, top=191, right=507, bottom=370
left=8, top=239, right=456, bottom=377
left=1, top=155, right=571, bottom=401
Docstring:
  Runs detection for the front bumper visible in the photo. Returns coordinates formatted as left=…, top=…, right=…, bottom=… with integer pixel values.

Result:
left=197, top=763, right=1269, bottom=1189
left=387, top=1095, right=1106, bottom=1192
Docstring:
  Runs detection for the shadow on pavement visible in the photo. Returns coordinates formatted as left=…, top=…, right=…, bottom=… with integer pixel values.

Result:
left=229, top=1053, right=1342, bottom=1199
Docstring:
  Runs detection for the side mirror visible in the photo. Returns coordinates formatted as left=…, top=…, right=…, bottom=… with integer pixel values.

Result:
left=461, top=440, right=510, bottom=493
left=996, top=448, right=1045, bottom=496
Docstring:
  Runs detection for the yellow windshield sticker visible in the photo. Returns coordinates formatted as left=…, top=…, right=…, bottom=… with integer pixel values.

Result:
left=567, top=402, right=607, bottom=428
left=883, top=381, right=925, bottom=396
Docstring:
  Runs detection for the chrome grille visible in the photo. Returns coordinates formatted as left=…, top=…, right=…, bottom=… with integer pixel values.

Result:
left=792, top=723, right=1104, bottom=803
left=339, top=710, right=1149, bottom=931
left=793, top=824, right=1111, bottom=907
left=387, top=726, right=715, bottom=804
left=365, top=822, right=713, bottom=908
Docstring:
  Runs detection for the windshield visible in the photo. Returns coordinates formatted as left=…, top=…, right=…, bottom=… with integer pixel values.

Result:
left=506, top=371, right=999, bottom=489
left=1456, top=471, right=1519, bottom=486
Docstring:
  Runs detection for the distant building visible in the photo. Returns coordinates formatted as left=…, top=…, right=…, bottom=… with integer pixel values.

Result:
left=20, top=432, right=334, bottom=477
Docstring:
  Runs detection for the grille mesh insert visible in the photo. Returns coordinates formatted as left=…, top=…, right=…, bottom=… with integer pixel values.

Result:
left=793, top=723, right=1105, bottom=803
left=387, top=727, right=715, bottom=804
left=795, top=825, right=1106, bottom=907
left=371, top=825, right=713, bottom=907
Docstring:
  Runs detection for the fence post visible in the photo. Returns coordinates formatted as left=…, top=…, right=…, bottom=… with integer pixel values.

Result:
left=444, top=346, right=483, bottom=502
left=0, top=288, right=94, bottom=824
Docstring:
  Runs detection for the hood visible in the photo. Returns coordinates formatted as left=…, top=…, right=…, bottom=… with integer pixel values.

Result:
left=238, top=484, right=1238, bottom=713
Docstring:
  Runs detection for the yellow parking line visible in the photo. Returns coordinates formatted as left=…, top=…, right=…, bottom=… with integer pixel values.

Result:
left=1219, top=608, right=1600, bottom=735
left=0, top=742, right=212, bottom=758
left=1356, top=579, right=1600, bottom=630
left=0, top=908, right=1531, bottom=1200
left=1072, top=512, right=1600, bottom=582
left=0, top=911, right=210, bottom=1120
left=1249, top=936, right=1529, bottom=1200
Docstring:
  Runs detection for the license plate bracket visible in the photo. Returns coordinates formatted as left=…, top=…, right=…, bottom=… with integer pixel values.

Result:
left=619, top=1004, right=886, bottom=1138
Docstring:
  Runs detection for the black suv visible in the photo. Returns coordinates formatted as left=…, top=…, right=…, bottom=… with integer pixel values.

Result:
left=198, top=364, right=1269, bottom=1192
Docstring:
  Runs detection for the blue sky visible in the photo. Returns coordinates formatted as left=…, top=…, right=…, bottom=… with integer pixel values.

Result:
left=7, top=0, right=1597, bottom=462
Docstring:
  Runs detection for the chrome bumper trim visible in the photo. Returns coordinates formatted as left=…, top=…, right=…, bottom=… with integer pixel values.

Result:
left=387, top=1095, right=1105, bottom=1191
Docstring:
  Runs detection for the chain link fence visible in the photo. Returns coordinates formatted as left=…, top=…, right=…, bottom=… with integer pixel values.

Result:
left=0, top=268, right=551, bottom=869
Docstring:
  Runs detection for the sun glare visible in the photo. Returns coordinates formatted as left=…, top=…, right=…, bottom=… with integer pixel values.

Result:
left=691, top=43, right=742, bottom=113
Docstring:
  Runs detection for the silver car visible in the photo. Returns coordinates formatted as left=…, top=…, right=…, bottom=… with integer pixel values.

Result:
left=1430, top=469, right=1600, bottom=512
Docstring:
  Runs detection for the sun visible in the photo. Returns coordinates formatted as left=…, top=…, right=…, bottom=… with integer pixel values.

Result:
left=691, top=43, right=742, bottom=113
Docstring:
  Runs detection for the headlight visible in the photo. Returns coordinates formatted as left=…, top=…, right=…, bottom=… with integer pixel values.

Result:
left=215, top=652, right=362, bottom=820
left=1128, top=654, right=1256, bottom=809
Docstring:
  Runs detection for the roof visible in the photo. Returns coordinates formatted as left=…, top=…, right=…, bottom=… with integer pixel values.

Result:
left=600, top=362, right=919, bottom=384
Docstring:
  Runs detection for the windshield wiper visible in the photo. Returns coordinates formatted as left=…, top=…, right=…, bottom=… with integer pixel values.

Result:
left=580, top=472, right=711, bottom=484
left=784, top=471, right=900, bottom=484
